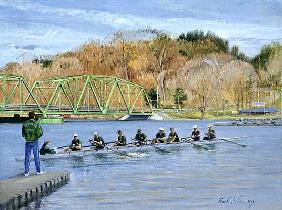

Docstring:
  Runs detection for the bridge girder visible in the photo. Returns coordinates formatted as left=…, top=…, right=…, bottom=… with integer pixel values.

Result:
left=0, top=74, right=42, bottom=114
left=26, top=74, right=153, bottom=115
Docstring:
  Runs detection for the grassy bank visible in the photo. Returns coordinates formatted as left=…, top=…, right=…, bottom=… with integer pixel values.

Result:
left=166, top=111, right=282, bottom=120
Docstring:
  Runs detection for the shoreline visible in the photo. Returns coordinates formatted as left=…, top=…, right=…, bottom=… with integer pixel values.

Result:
left=0, top=113, right=281, bottom=123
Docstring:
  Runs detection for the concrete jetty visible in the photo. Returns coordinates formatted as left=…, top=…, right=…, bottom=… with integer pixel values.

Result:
left=0, top=171, right=70, bottom=210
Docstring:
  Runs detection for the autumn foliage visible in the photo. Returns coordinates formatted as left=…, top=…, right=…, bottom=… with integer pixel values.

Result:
left=2, top=29, right=281, bottom=111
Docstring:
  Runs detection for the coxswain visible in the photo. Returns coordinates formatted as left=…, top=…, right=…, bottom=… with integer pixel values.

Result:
left=203, top=125, right=216, bottom=140
left=39, top=140, right=56, bottom=155
left=191, top=125, right=200, bottom=141
left=114, top=130, right=127, bottom=146
left=167, top=128, right=180, bottom=143
left=89, top=132, right=105, bottom=150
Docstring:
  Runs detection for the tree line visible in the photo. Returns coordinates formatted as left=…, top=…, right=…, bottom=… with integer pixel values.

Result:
left=2, top=29, right=281, bottom=114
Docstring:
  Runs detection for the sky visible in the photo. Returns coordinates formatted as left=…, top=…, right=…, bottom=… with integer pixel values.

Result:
left=0, top=0, right=281, bottom=67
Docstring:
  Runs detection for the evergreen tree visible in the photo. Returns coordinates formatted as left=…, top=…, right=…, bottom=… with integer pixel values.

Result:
left=147, top=87, right=159, bottom=108
left=173, top=88, right=187, bottom=108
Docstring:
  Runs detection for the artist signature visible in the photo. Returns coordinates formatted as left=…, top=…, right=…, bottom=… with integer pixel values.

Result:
left=218, top=195, right=255, bottom=208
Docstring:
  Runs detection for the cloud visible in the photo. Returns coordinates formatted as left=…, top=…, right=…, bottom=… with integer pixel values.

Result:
left=11, top=44, right=37, bottom=50
left=0, top=0, right=281, bottom=67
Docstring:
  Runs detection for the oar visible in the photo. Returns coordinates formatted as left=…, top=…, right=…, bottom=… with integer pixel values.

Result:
left=103, top=140, right=136, bottom=158
left=82, top=145, right=93, bottom=148
left=151, top=144, right=171, bottom=154
left=220, top=138, right=247, bottom=147
left=105, top=141, right=115, bottom=145
left=181, top=137, right=211, bottom=150
left=105, top=144, right=134, bottom=158
left=56, top=145, right=70, bottom=149
left=82, top=143, right=134, bottom=157
left=148, top=139, right=171, bottom=154
left=180, top=137, right=191, bottom=142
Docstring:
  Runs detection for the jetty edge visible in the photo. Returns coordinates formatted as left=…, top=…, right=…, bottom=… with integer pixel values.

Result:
left=0, top=171, right=70, bottom=210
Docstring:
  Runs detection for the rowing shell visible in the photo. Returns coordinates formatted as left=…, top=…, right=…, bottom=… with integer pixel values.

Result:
left=15, top=142, right=189, bottom=161
left=15, top=138, right=234, bottom=161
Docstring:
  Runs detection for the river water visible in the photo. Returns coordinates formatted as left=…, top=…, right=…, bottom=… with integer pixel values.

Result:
left=0, top=120, right=281, bottom=210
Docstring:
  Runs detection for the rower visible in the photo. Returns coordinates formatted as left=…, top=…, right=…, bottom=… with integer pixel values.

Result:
left=89, top=132, right=105, bottom=150
left=69, top=133, right=82, bottom=151
left=167, top=128, right=180, bottom=143
left=191, top=125, right=200, bottom=141
left=152, top=127, right=166, bottom=144
left=203, top=125, right=216, bottom=140
left=133, top=129, right=147, bottom=146
left=114, top=130, right=127, bottom=146
left=39, top=140, right=56, bottom=155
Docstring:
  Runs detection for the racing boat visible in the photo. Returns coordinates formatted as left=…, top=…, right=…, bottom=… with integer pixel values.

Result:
left=16, top=137, right=244, bottom=161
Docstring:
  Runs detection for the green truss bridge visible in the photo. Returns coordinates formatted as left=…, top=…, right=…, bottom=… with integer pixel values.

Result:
left=0, top=74, right=153, bottom=117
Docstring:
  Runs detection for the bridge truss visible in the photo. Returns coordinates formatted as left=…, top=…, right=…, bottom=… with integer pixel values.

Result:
left=26, top=74, right=152, bottom=116
left=0, top=74, right=42, bottom=114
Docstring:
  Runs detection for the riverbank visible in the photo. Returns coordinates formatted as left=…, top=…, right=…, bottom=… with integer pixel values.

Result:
left=0, top=111, right=281, bottom=122
left=166, top=111, right=282, bottom=120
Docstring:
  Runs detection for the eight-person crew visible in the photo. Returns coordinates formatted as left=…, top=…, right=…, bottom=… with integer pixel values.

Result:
left=114, top=130, right=127, bottom=146
left=152, top=127, right=166, bottom=144
left=69, top=133, right=82, bottom=150
left=55, top=125, right=218, bottom=152
left=133, top=128, right=147, bottom=146
left=89, top=132, right=105, bottom=150
left=203, top=124, right=216, bottom=140
left=167, top=128, right=180, bottom=143
left=191, top=125, right=200, bottom=141
left=40, top=140, right=56, bottom=155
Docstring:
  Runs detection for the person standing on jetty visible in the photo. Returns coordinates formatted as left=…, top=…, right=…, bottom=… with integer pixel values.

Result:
left=22, top=111, right=45, bottom=176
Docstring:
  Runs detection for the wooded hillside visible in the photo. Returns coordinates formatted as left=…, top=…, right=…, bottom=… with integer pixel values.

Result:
left=2, top=29, right=281, bottom=111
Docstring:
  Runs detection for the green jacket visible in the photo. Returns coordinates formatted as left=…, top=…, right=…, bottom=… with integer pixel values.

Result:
left=22, top=119, right=43, bottom=142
